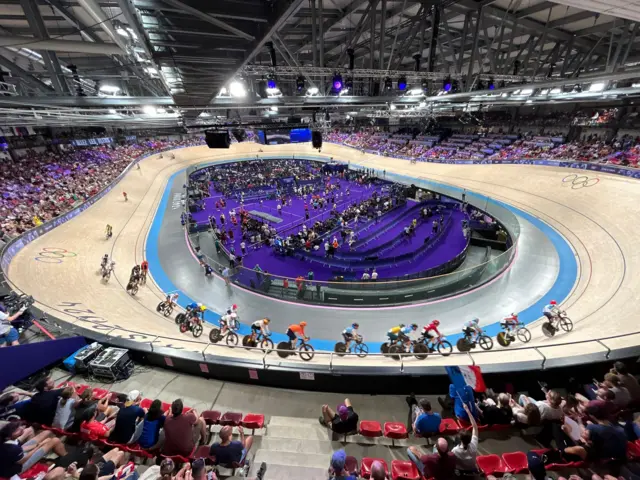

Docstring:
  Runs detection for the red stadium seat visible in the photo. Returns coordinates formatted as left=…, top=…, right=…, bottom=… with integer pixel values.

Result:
left=92, top=388, right=109, bottom=400
left=359, top=420, right=383, bottom=438
left=161, top=452, right=193, bottom=464
left=439, top=418, right=459, bottom=436
left=220, top=412, right=243, bottom=426
left=487, top=423, right=512, bottom=432
left=345, top=456, right=358, bottom=475
left=193, top=445, right=214, bottom=463
left=202, top=410, right=221, bottom=425
left=140, top=398, right=153, bottom=410
left=457, top=418, right=488, bottom=432
left=502, top=452, right=528, bottom=473
left=161, top=402, right=171, bottom=413
left=391, top=460, right=420, bottom=480
left=242, top=413, right=264, bottom=433
left=360, top=458, right=388, bottom=479
left=127, top=445, right=155, bottom=461
left=476, top=454, right=513, bottom=475
left=74, top=384, right=90, bottom=395
left=628, top=441, right=640, bottom=461
left=384, top=422, right=408, bottom=439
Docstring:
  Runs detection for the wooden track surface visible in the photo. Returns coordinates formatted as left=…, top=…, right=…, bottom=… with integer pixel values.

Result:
left=6, top=142, right=640, bottom=367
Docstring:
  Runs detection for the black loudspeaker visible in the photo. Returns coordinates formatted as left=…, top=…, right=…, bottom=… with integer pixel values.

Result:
left=205, top=131, right=230, bottom=149
left=312, top=130, right=322, bottom=149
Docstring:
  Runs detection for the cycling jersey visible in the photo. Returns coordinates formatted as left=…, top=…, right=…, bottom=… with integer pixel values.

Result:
left=252, top=319, right=270, bottom=335
left=343, top=326, right=355, bottom=336
left=423, top=323, right=440, bottom=336
left=502, top=315, right=518, bottom=323
left=388, top=326, right=403, bottom=335
left=141, top=261, right=149, bottom=271
left=543, top=304, right=558, bottom=314
left=187, top=302, right=198, bottom=310
left=288, top=324, right=306, bottom=336
left=464, top=321, right=481, bottom=331
left=168, top=294, right=179, bottom=303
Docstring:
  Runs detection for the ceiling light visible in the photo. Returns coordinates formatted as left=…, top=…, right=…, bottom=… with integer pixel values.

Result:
left=443, top=77, right=452, bottom=92
left=389, top=104, right=396, bottom=110
left=296, top=76, right=305, bottom=92
left=146, top=67, right=158, bottom=75
left=266, top=87, right=281, bottom=96
left=116, top=25, right=129, bottom=37
left=520, top=88, right=533, bottom=96
left=525, top=99, right=533, bottom=103
left=270, top=106, right=278, bottom=112
left=488, top=79, right=495, bottom=90
left=99, top=85, right=120, bottom=93
left=126, top=27, right=138, bottom=40
left=397, top=76, right=407, bottom=91
left=267, top=77, right=277, bottom=89
left=229, top=80, right=247, bottom=97
left=332, top=73, right=343, bottom=91
left=501, top=92, right=508, bottom=97
left=306, top=86, right=319, bottom=96
left=408, top=88, right=423, bottom=96
left=419, top=101, right=426, bottom=108
left=156, top=107, right=166, bottom=113
left=550, top=87, right=562, bottom=94
left=589, top=82, right=605, bottom=92
left=108, top=108, right=117, bottom=114
left=143, top=105, right=156, bottom=115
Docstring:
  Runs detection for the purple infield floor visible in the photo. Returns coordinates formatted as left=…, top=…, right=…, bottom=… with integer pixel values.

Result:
left=191, top=177, right=468, bottom=282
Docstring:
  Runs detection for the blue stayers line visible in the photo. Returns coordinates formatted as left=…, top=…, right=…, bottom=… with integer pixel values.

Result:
left=147, top=156, right=578, bottom=354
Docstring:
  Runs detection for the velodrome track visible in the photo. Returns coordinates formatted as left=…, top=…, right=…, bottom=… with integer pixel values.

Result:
left=5, top=142, right=640, bottom=370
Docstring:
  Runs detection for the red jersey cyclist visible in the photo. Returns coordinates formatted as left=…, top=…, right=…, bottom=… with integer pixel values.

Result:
left=421, top=320, right=442, bottom=349
left=286, top=321, right=308, bottom=349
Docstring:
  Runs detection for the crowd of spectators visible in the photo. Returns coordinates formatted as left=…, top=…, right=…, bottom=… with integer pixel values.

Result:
left=0, top=137, right=203, bottom=239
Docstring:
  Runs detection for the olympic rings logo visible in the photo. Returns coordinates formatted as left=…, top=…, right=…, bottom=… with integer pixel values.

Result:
left=562, top=174, right=600, bottom=189
left=34, top=247, right=77, bottom=264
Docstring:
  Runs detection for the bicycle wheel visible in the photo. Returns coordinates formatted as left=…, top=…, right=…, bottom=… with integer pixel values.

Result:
left=478, top=335, right=493, bottom=351
left=179, top=323, right=188, bottom=334
left=334, top=342, right=347, bottom=356
left=389, top=344, right=402, bottom=361
left=437, top=340, right=453, bottom=356
left=380, top=343, right=390, bottom=354
left=559, top=317, right=573, bottom=332
left=542, top=322, right=556, bottom=338
left=354, top=343, right=369, bottom=358
left=496, top=332, right=511, bottom=347
left=226, top=332, right=239, bottom=347
left=456, top=338, right=471, bottom=353
left=192, top=324, right=203, bottom=338
left=175, top=313, right=185, bottom=325
left=130, top=285, right=138, bottom=295
left=260, top=338, right=274, bottom=353
left=298, top=343, right=315, bottom=361
left=156, top=302, right=163, bottom=312
left=164, top=306, right=173, bottom=317
left=276, top=341, right=291, bottom=358
left=242, top=336, right=256, bottom=349
left=209, top=327, right=221, bottom=343
left=516, top=327, right=532, bottom=343
left=413, top=342, right=429, bottom=360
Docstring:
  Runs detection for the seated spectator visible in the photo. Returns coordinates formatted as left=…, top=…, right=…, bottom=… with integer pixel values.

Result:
left=329, top=449, right=357, bottom=480
left=519, top=389, right=563, bottom=422
left=478, top=393, right=513, bottom=425
left=53, top=387, right=77, bottom=431
left=80, top=407, right=116, bottom=439
left=162, top=399, right=207, bottom=458
left=575, top=389, right=617, bottom=421
left=407, top=438, right=456, bottom=480
left=406, top=395, right=441, bottom=435
left=603, top=373, right=630, bottom=409
left=25, top=376, right=64, bottom=426
left=0, top=305, right=26, bottom=347
left=210, top=425, right=253, bottom=467
left=190, top=457, right=216, bottom=480
left=137, top=457, right=181, bottom=480
left=560, top=411, right=627, bottom=463
left=511, top=401, right=541, bottom=427
left=612, top=361, right=640, bottom=403
left=46, top=445, right=127, bottom=480
left=370, top=460, right=386, bottom=480
left=451, top=404, right=479, bottom=474
left=71, top=389, right=118, bottom=433
left=0, top=391, right=33, bottom=422
left=109, top=390, right=145, bottom=444
left=319, top=398, right=358, bottom=434
left=138, top=399, right=167, bottom=449
left=0, top=421, right=67, bottom=479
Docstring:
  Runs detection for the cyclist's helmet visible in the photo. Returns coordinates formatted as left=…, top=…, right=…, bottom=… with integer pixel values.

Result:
left=512, top=313, right=518, bottom=319
left=300, top=321, right=307, bottom=327
left=232, top=304, right=238, bottom=311
left=472, top=317, right=480, bottom=324
left=352, top=323, right=359, bottom=329
left=550, top=300, right=557, bottom=305
left=399, top=323, right=405, bottom=327
left=263, top=318, right=270, bottom=324
left=411, top=323, right=418, bottom=330
left=433, top=320, right=440, bottom=326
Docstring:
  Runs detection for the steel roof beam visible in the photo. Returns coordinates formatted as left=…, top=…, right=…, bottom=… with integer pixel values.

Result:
left=0, top=51, right=54, bottom=92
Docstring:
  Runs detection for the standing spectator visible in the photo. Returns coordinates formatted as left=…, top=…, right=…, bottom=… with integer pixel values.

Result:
left=109, top=390, right=145, bottom=444
left=407, top=438, right=456, bottom=480
left=361, top=270, right=370, bottom=281
left=138, top=400, right=166, bottom=449
left=406, top=396, right=441, bottom=435
left=162, top=399, right=207, bottom=458
left=319, top=399, right=358, bottom=434
left=0, top=305, right=26, bottom=347
left=307, top=270, right=314, bottom=281
left=25, top=377, right=64, bottom=426
left=0, top=422, right=67, bottom=478
left=222, top=267, right=231, bottom=286
left=53, top=387, right=77, bottom=431
left=440, top=383, right=478, bottom=423
left=612, top=361, right=640, bottom=403
left=371, top=269, right=378, bottom=281
left=209, top=425, right=253, bottom=466
left=452, top=404, right=479, bottom=473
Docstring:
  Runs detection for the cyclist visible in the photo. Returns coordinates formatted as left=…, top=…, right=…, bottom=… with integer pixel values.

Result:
left=286, top=321, right=308, bottom=349
left=165, top=292, right=179, bottom=307
left=250, top=318, right=271, bottom=342
left=101, top=254, right=109, bottom=270
left=543, top=300, right=560, bottom=322
left=140, top=260, right=149, bottom=284
left=421, top=320, right=441, bottom=350
left=342, top=323, right=359, bottom=352
left=387, top=323, right=418, bottom=349
left=105, top=224, right=113, bottom=238
left=462, top=318, right=483, bottom=343
left=502, top=313, right=519, bottom=337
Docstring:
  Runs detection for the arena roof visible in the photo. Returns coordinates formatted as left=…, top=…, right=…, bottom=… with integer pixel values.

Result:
left=1, top=0, right=640, bottom=126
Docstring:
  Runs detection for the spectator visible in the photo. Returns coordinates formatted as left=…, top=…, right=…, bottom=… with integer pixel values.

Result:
left=370, top=461, right=386, bottom=480
left=561, top=410, right=627, bottom=463
left=0, top=421, right=67, bottom=478
left=440, top=383, right=478, bottom=422
left=47, top=445, right=127, bottom=480
left=575, top=389, right=617, bottom=421
left=162, top=399, right=207, bottom=458
left=603, top=373, right=630, bottom=409
left=209, top=425, right=253, bottom=466
left=519, top=389, right=563, bottom=422
left=0, top=305, right=26, bottom=347
left=319, top=398, right=358, bottom=434
left=451, top=404, right=479, bottom=473
left=25, top=376, right=64, bottom=426
left=138, top=399, right=167, bottom=449
left=329, top=449, right=357, bottom=480
left=71, top=389, right=118, bottom=433
left=109, top=390, right=145, bottom=444
left=407, top=438, right=456, bottom=480
left=511, top=401, right=541, bottom=427
left=137, top=458, right=179, bottom=480
left=612, top=361, right=640, bottom=402
left=478, top=393, right=513, bottom=425
left=53, top=387, right=77, bottom=431
left=80, top=407, right=116, bottom=439
left=0, top=391, right=32, bottom=421
left=191, top=457, right=216, bottom=480
left=406, top=395, right=441, bottom=435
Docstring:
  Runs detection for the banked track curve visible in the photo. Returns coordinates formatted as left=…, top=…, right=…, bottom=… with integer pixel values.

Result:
left=5, top=142, right=640, bottom=372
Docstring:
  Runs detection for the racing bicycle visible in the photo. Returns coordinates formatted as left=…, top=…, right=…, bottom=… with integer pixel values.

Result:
left=541, top=310, right=573, bottom=338
left=497, top=322, right=532, bottom=347
left=334, top=334, right=369, bottom=358
left=276, top=337, right=315, bottom=361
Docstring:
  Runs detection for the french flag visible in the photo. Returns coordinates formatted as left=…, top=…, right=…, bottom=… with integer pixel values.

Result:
left=446, top=365, right=487, bottom=393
